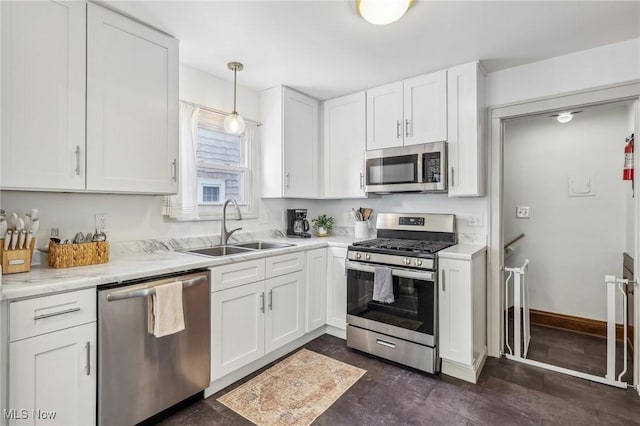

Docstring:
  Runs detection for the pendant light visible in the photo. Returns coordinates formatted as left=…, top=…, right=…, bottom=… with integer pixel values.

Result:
left=356, top=0, right=413, bottom=25
left=224, top=62, right=246, bottom=135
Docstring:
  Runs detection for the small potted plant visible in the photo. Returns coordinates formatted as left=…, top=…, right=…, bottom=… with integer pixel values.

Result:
left=312, top=214, right=334, bottom=236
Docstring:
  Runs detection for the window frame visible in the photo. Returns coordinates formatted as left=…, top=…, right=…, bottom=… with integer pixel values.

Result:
left=193, top=109, right=260, bottom=220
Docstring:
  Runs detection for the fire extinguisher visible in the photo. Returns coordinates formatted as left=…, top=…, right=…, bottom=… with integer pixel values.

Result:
left=623, top=133, right=634, bottom=181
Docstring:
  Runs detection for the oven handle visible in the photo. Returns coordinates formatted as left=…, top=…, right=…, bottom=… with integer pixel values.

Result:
left=345, top=260, right=434, bottom=281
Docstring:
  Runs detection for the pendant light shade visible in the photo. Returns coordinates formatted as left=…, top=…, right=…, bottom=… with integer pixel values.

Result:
left=356, top=0, right=413, bottom=25
left=224, top=62, right=246, bottom=135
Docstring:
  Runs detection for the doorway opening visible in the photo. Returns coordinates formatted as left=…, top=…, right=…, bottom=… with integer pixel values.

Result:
left=487, top=81, right=640, bottom=392
left=502, top=101, right=635, bottom=387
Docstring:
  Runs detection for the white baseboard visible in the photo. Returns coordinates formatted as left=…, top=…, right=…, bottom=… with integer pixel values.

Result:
left=441, top=346, right=488, bottom=384
left=325, top=324, right=346, bottom=340
left=204, top=327, right=326, bottom=397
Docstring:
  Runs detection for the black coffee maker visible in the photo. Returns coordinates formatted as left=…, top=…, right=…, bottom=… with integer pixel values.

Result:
left=286, top=209, right=311, bottom=238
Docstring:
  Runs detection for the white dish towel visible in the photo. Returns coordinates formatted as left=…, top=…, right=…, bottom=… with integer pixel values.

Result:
left=372, top=267, right=394, bottom=304
left=148, top=281, right=185, bottom=338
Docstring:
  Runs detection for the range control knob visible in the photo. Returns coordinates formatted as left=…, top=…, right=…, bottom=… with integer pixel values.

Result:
left=415, top=259, right=423, bottom=266
left=404, top=258, right=411, bottom=265
left=365, top=254, right=371, bottom=260
left=356, top=253, right=362, bottom=260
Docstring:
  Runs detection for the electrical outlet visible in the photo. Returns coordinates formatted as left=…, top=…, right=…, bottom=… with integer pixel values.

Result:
left=467, top=216, right=482, bottom=226
left=95, top=214, right=109, bottom=232
left=516, top=206, right=530, bottom=219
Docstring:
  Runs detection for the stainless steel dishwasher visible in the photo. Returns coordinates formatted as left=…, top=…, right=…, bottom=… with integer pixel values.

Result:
left=97, top=270, right=210, bottom=426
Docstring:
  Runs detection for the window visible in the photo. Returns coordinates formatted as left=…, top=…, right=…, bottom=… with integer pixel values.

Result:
left=195, top=109, right=258, bottom=219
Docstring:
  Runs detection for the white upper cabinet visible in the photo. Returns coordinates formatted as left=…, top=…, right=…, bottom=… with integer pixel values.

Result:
left=366, top=82, right=403, bottom=150
left=1, top=2, right=178, bottom=194
left=1, top=1, right=86, bottom=190
left=366, top=71, right=447, bottom=150
left=323, top=92, right=367, bottom=198
left=86, top=3, right=179, bottom=194
left=447, top=62, right=485, bottom=197
left=260, top=86, right=320, bottom=198
left=403, top=71, right=447, bottom=146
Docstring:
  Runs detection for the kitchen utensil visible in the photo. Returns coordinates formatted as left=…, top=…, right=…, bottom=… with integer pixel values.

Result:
left=73, top=232, right=85, bottom=244
left=24, top=214, right=31, bottom=230
left=16, top=218, right=24, bottom=232
left=18, top=230, right=26, bottom=250
left=85, top=232, right=93, bottom=242
left=9, top=212, right=17, bottom=229
left=30, top=219, right=40, bottom=234
left=93, top=231, right=107, bottom=242
left=3, top=230, right=12, bottom=251
left=30, top=209, right=39, bottom=221
left=26, top=230, right=33, bottom=249
left=10, top=230, right=18, bottom=250
left=363, top=208, right=373, bottom=221
left=0, top=218, right=7, bottom=238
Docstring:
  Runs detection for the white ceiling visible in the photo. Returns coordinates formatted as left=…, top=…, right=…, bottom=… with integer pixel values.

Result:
left=108, top=1, right=640, bottom=100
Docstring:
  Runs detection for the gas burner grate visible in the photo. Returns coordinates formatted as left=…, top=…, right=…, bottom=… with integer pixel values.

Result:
left=352, top=238, right=454, bottom=254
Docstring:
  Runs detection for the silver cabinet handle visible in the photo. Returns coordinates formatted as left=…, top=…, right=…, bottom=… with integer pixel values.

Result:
left=285, top=172, right=290, bottom=188
left=106, top=275, right=207, bottom=302
left=441, top=270, right=446, bottom=292
left=171, top=159, right=177, bottom=182
left=268, top=289, right=273, bottom=310
left=405, top=119, right=410, bottom=137
left=450, top=167, right=455, bottom=187
left=260, top=292, right=265, bottom=313
left=376, top=339, right=396, bottom=349
left=34, top=307, right=80, bottom=321
left=396, top=120, right=401, bottom=139
left=359, top=172, right=364, bottom=189
left=85, top=341, right=91, bottom=376
left=75, top=145, right=81, bottom=175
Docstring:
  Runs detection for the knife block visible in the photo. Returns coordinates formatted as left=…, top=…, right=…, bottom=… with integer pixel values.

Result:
left=0, top=238, right=35, bottom=275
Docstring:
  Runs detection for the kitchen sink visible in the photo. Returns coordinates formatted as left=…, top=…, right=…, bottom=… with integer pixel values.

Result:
left=231, top=241, right=295, bottom=250
left=186, top=241, right=295, bottom=257
left=187, top=246, right=254, bottom=257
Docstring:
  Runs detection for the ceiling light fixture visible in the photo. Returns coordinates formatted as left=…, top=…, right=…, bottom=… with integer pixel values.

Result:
left=223, top=62, right=246, bottom=135
left=356, top=0, right=413, bottom=25
left=549, top=110, right=582, bottom=124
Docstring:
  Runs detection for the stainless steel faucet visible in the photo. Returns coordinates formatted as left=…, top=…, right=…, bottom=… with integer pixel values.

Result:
left=220, top=198, right=243, bottom=245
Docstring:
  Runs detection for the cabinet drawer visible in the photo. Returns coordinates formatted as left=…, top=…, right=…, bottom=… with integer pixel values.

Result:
left=211, top=259, right=266, bottom=292
left=265, top=252, right=305, bottom=278
left=10, top=289, right=96, bottom=342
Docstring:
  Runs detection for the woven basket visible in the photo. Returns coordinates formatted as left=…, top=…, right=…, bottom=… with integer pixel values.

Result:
left=48, top=241, right=109, bottom=269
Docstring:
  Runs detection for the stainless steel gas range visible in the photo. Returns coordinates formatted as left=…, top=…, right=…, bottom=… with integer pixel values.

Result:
left=346, top=212, right=456, bottom=374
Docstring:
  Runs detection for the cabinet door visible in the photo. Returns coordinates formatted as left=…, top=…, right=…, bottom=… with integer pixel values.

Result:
left=86, top=3, right=178, bottom=194
left=211, top=282, right=265, bottom=380
left=403, top=71, right=447, bottom=146
left=1, top=1, right=86, bottom=190
left=326, top=247, right=347, bottom=330
left=265, top=271, right=305, bottom=353
left=366, top=82, right=404, bottom=150
left=283, top=87, right=319, bottom=198
left=447, top=62, right=484, bottom=197
left=323, top=92, right=367, bottom=198
left=439, top=258, right=472, bottom=365
left=9, top=323, right=96, bottom=426
left=306, top=248, right=327, bottom=332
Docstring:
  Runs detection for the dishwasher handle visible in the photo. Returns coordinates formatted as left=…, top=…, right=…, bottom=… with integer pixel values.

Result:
left=106, top=275, right=208, bottom=302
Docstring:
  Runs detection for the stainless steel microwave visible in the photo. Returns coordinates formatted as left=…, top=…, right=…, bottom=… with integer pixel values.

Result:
left=364, top=142, right=447, bottom=193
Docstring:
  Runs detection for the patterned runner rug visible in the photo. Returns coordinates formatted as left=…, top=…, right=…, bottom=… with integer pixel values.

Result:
left=217, top=348, right=367, bottom=425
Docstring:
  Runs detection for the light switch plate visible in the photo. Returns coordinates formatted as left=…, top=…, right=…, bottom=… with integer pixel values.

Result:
left=516, top=206, right=530, bottom=219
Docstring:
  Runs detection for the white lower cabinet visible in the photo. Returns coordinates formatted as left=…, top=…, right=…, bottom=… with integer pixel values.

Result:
left=326, top=247, right=347, bottom=330
left=9, top=322, right=97, bottom=426
left=265, top=271, right=305, bottom=353
left=305, top=248, right=327, bottom=332
left=438, top=247, right=487, bottom=383
left=211, top=281, right=265, bottom=380
left=210, top=253, right=306, bottom=381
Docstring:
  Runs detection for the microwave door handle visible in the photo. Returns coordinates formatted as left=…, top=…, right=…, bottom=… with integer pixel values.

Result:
left=346, top=260, right=434, bottom=281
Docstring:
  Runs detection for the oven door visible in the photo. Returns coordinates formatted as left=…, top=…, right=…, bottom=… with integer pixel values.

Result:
left=364, top=147, right=424, bottom=193
left=345, top=260, right=437, bottom=347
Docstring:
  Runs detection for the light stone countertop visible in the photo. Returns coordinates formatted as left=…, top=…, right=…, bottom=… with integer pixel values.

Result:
left=438, top=244, right=487, bottom=260
left=0, top=235, right=354, bottom=301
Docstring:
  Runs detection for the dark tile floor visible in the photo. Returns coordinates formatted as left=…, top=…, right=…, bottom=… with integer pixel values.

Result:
left=159, top=334, right=640, bottom=426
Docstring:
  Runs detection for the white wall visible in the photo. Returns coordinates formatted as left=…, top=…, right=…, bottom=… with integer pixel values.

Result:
left=503, top=103, right=631, bottom=322
left=626, top=103, right=636, bottom=256
left=486, top=38, right=640, bottom=107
